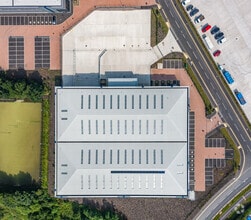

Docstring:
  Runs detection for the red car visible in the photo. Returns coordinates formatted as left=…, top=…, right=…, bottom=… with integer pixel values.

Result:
left=202, top=24, right=211, bottom=32
left=213, top=50, right=221, bottom=57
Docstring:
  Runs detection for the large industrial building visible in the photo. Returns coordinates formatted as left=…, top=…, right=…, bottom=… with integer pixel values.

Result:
left=55, top=86, right=189, bottom=197
left=0, top=0, right=70, bottom=14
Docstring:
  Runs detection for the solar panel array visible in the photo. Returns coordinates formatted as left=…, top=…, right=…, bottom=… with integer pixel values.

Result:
left=9, top=36, right=24, bottom=69
left=35, top=36, right=50, bottom=69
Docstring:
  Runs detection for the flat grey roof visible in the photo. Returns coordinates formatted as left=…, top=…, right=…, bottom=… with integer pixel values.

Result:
left=55, top=87, right=189, bottom=197
left=0, top=0, right=62, bottom=6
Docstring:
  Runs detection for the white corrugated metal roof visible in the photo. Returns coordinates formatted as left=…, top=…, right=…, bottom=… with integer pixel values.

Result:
left=55, top=86, right=189, bottom=197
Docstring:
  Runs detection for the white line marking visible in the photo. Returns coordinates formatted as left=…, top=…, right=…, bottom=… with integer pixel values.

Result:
left=216, top=93, right=221, bottom=100
left=228, top=113, right=233, bottom=120
left=187, top=41, right=191, bottom=49
left=175, top=20, right=180, bottom=29
left=198, top=61, right=204, bottom=70
left=222, top=102, right=227, bottom=110
left=170, top=10, right=174, bottom=17
left=182, top=34, right=185, bottom=38
left=234, top=124, right=239, bottom=131
left=193, top=51, right=197, bottom=59
left=240, top=134, right=245, bottom=142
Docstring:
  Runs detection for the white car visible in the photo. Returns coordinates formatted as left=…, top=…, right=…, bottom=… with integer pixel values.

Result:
left=182, top=0, right=191, bottom=6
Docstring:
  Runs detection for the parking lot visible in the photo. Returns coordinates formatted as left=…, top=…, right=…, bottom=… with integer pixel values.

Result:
left=0, top=15, right=55, bottom=25
left=185, top=0, right=251, bottom=121
left=163, top=59, right=183, bottom=69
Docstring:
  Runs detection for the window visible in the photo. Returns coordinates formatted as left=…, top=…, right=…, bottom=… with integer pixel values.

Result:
left=139, top=120, right=141, bottom=134
left=117, top=150, right=120, bottom=164
left=132, top=150, right=134, bottom=164
left=154, top=120, right=156, bottom=135
left=161, top=120, right=164, bottom=134
left=96, top=120, right=98, bottom=134
left=153, top=150, right=156, bottom=164
left=81, top=120, right=84, bottom=134
left=117, top=120, right=120, bottom=134
left=110, top=95, right=112, bottom=109
left=139, top=95, right=142, bottom=109
left=96, top=95, right=98, bottom=109
left=139, top=150, right=141, bottom=164
left=110, top=120, right=112, bottom=134
left=146, top=95, right=149, bottom=109
left=81, top=150, right=83, bottom=164
left=132, top=120, right=134, bottom=134
left=88, top=95, right=91, bottom=109
left=88, top=120, right=91, bottom=134
left=161, top=150, right=163, bottom=164
left=88, top=150, right=91, bottom=164
left=124, top=150, right=127, bottom=164
left=81, top=95, right=84, bottom=109
left=146, top=150, right=149, bottom=164
left=103, top=120, right=105, bottom=134
left=103, top=150, right=105, bottom=164
left=103, top=95, right=105, bottom=109
left=146, top=120, right=149, bottom=134
left=110, top=150, right=113, bottom=164
left=117, top=95, right=120, bottom=109
left=124, top=95, right=127, bottom=109
left=154, top=95, right=156, bottom=109
left=132, top=95, right=134, bottom=109
left=96, top=149, right=98, bottom=164
left=161, top=94, right=164, bottom=109
left=124, top=120, right=127, bottom=134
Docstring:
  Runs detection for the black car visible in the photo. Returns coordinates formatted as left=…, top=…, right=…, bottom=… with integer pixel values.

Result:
left=215, top=32, right=224, bottom=40
left=190, top=8, right=199, bottom=17
left=211, top=26, right=220, bottom=35
left=186, top=4, right=193, bottom=11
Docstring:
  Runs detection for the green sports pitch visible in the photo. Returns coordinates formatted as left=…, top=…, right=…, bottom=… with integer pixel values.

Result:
left=0, top=102, right=41, bottom=181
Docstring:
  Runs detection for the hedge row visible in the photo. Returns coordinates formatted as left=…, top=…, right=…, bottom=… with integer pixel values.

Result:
left=40, top=98, right=50, bottom=189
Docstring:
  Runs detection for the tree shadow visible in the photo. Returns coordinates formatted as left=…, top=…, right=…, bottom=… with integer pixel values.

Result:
left=0, top=170, right=39, bottom=192
left=82, top=198, right=127, bottom=220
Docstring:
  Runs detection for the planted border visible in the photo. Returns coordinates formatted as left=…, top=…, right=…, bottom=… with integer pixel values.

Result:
left=220, top=127, right=240, bottom=173
left=40, top=98, right=50, bottom=189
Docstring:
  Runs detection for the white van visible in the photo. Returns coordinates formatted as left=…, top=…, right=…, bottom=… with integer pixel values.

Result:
left=218, top=37, right=226, bottom=44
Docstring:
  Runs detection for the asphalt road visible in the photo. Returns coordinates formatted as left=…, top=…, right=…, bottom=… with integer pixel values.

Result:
left=157, top=0, right=251, bottom=219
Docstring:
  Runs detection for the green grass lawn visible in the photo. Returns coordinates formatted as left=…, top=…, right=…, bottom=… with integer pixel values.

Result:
left=0, top=102, right=41, bottom=181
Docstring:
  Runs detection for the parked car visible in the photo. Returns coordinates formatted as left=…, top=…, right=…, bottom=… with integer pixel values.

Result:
left=215, top=32, right=224, bottom=40
left=186, top=4, right=193, bottom=11
left=218, top=37, right=226, bottom=44
left=190, top=8, right=199, bottom=16
left=213, top=50, right=221, bottom=57
left=210, top=26, right=220, bottom=35
left=194, top=14, right=205, bottom=24
left=202, top=24, right=211, bottom=32
left=182, top=0, right=191, bottom=6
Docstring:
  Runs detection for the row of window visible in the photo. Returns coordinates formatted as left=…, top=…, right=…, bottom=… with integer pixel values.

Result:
left=80, top=119, right=164, bottom=135
left=80, top=94, right=164, bottom=110
left=78, top=174, right=163, bottom=190
left=80, top=149, right=164, bottom=165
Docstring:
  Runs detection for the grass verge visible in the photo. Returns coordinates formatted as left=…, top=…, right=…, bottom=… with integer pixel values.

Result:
left=184, top=59, right=214, bottom=115
left=151, top=8, right=168, bottom=46
left=220, top=127, right=240, bottom=173
left=213, top=184, right=251, bottom=220
left=40, top=98, right=50, bottom=189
